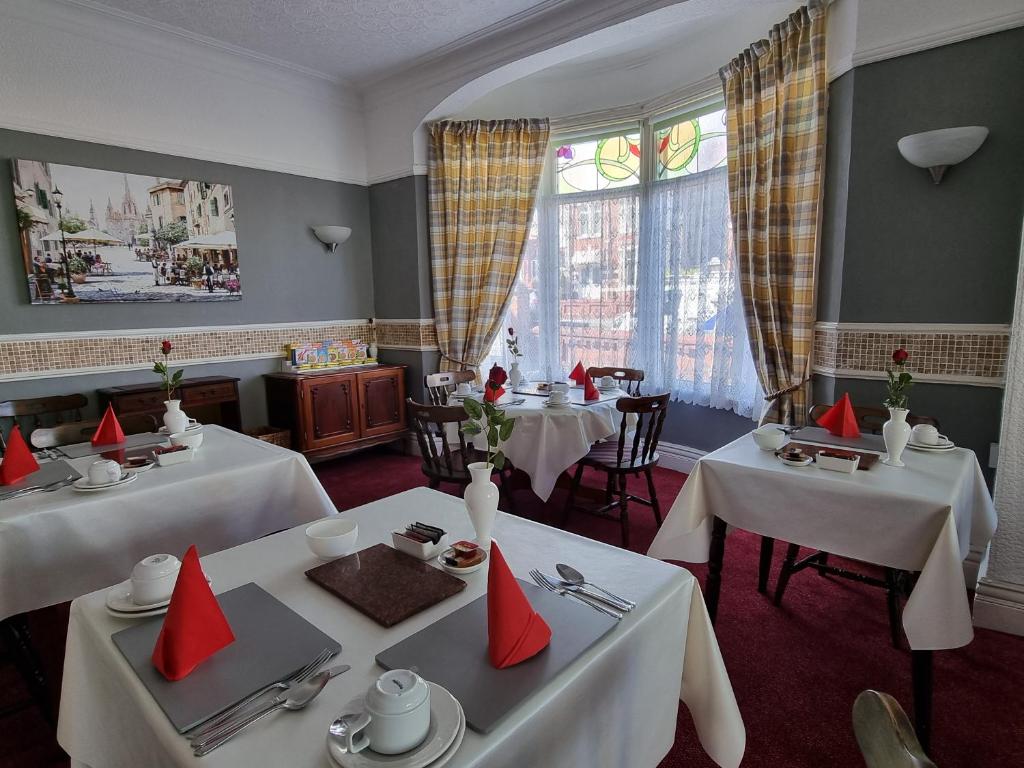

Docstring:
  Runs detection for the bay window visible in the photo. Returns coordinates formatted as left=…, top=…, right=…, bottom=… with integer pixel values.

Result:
left=487, top=101, right=761, bottom=419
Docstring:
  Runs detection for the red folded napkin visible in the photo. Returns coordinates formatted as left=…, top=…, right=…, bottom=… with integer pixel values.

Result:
left=91, top=404, right=126, bottom=446
left=815, top=392, right=861, bottom=438
left=0, top=425, right=40, bottom=486
left=583, top=374, right=600, bottom=401
left=569, top=361, right=587, bottom=385
left=484, top=385, right=505, bottom=403
left=487, top=542, right=551, bottom=669
left=152, top=546, right=235, bottom=681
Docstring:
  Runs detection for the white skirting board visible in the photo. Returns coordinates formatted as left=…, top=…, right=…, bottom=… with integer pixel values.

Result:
left=973, top=577, right=1024, bottom=637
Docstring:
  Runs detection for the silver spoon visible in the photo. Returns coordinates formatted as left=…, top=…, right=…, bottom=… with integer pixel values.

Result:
left=2, top=475, right=75, bottom=501
left=556, top=564, right=636, bottom=610
left=192, top=665, right=349, bottom=755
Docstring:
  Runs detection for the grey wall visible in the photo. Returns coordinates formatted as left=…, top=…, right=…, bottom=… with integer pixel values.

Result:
left=0, top=128, right=374, bottom=427
left=817, top=70, right=855, bottom=323
left=661, top=402, right=753, bottom=453
left=369, top=175, right=432, bottom=319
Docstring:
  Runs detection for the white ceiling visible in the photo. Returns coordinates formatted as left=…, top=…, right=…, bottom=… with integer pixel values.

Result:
left=66, top=0, right=566, bottom=85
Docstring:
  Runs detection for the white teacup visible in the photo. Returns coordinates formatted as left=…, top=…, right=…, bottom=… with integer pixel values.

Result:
left=550, top=382, right=570, bottom=395
left=346, top=670, right=431, bottom=755
left=130, top=553, right=181, bottom=605
left=548, top=391, right=568, bottom=405
left=912, top=423, right=945, bottom=446
left=600, top=375, right=616, bottom=389
left=455, top=382, right=473, bottom=395
left=88, top=459, right=122, bottom=486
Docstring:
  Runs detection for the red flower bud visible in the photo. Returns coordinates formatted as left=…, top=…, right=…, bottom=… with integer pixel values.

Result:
left=161, top=340, right=173, bottom=355
left=508, top=327, right=514, bottom=336
left=488, top=363, right=508, bottom=387
left=892, top=348, right=909, bottom=364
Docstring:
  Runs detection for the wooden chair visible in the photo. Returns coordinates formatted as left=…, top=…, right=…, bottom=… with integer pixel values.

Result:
left=424, top=371, right=476, bottom=406
left=0, top=394, right=88, bottom=453
left=585, top=366, right=645, bottom=396
left=30, top=413, right=159, bottom=448
left=562, top=393, right=669, bottom=549
left=853, top=690, right=937, bottom=768
left=767, top=403, right=941, bottom=649
left=406, top=399, right=514, bottom=510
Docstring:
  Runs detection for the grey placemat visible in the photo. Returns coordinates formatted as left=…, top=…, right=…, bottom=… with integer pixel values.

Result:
left=376, top=578, right=618, bottom=734
left=791, top=426, right=886, bottom=453
left=0, top=459, right=81, bottom=500
left=112, top=583, right=341, bottom=733
left=59, top=432, right=167, bottom=459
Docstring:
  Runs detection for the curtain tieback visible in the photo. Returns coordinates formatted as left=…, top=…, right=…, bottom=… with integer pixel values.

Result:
left=440, top=351, right=476, bottom=369
left=763, top=376, right=811, bottom=402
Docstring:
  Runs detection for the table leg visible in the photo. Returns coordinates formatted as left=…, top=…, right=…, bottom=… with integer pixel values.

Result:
left=705, top=516, right=728, bottom=625
left=758, top=536, right=774, bottom=594
left=911, top=650, right=933, bottom=755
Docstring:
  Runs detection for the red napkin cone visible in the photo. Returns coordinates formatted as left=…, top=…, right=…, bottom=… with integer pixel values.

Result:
left=815, top=393, right=861, bottom=438
left=0, top=425, right=40, bottom=486
left=91, top=404, right=126, bottom=446
left=484, top=385, right=505, bottom=403
left=152, top=546, right=235, bottom=681
left=487, top=542, right=551, bottom=669
left=569, top=361, right=587, bottom=385
left=583, top=374, right=600, bottom=401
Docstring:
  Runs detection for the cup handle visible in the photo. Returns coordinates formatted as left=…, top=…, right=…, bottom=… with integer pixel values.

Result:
left=346, top=711, right=372, bottom=754
left=187, top=418, right=199, bottom=426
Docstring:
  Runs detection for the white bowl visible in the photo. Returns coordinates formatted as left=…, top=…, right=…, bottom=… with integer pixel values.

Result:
left=306, top=517, right=359, bottom=560
left=170, top=430, right=204, bottom=450
left=752, top=426, right=787, bottom=451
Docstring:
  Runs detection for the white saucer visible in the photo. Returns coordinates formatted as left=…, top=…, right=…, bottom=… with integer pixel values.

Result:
left=437, top=548, right=488, bottom=575
left=105, top=574, right=213, bottom=613
left=73, top=472, right=137, bottom=492
left=327, top=683, right=464, bottom=768
left=542, top=401, right=572, bottom=410
left=907, top=439, right=955, bottom=451
left=105, top=604, right=168, bottom=619
left=777, top=455, right=813, bottom=468
left=597, top=386, right=620, bottom=392
left=157, top=423, right=202, bottom=434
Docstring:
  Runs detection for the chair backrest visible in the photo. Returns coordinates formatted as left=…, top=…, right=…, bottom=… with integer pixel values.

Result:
left=0, top=394, right=88, bottom=453
left=808, top=403, right=940, bottom=435
left=424, top=371, right=476, bottom=406
left=586, top=366, right=645, bottom=396
left=611, top=393, right=670, bottom=467
left=406, top=398, right=471, bottom=476
left=853, top=690, right=937, bottom=768
left=29, top=412, right=159, bottom=449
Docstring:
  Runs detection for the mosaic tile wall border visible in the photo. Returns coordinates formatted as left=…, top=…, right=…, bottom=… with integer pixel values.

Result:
left=813, top=322, right=1010, bottom=387
left=0, top=318, right=439, bottom=382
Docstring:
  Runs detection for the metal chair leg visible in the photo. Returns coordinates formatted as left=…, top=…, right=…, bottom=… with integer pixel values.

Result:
left=774, top=543, right=801, bottom=606
left=885, top=568, right=904, bottom=649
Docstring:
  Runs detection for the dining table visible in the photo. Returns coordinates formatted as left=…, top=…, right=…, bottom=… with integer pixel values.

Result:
left=647, top=425, right=998, bottom=752
left=0, top=424, right=336, bottom=621
left=457, top=386, right=629, bottom=501
left=58, top=487, right=746, bottom=768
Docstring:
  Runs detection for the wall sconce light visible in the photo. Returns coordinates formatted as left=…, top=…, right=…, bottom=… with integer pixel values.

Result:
left=897, top=126, right=988, bottom=184
left=312, top=225, right=352, bottom=253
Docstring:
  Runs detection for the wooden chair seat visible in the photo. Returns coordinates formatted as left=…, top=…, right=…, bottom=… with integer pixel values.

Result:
left=583, top=442, right=660, bottom=470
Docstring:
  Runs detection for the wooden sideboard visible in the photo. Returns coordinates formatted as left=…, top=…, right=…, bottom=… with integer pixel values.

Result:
left=98, top=376, right=242, bottom=431
left=264, top=365, right=407, bottom=462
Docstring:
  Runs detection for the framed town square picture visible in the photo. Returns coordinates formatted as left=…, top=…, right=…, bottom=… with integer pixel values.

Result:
left=12, top=159, right=241, bottom=303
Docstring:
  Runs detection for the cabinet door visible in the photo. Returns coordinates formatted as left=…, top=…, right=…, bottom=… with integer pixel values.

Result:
left=300, top=375, right=359, bottom=450
left=357, top=368, right=406, bottom=438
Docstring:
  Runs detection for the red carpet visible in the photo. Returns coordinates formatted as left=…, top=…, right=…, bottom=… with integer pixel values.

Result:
left=2, top=447, right=1021, bottom=766
left=316, top=447, right=1024, bottom=768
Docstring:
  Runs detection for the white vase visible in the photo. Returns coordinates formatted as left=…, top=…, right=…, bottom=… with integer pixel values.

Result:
left=508, top=362, right=522, bottom=388
left=882, top=407, right=911, bottom=467
left=163, top=399, right=190, bottom=434
left=368, top=342, right=378, bottom=359
left=464, top=461, right=499, bottom=549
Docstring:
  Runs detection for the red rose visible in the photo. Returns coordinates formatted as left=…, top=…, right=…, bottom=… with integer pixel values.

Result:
left=892, top=348, right=909, bottom=364
left=161, top=340, right=173, bottom=355
left=508, top=327, right=515, bottom=336
left=488, top=364, right=508, bottom=387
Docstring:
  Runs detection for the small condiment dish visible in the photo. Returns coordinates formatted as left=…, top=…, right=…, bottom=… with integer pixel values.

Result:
left=306, top=517, right=359, bottom=560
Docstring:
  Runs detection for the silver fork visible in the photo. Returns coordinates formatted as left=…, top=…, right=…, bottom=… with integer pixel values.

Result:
left=186, top=647, right=335, bottom=741
left=1, top=475, right=75, bottom=501
left=529, top=569, right=622, bottom=620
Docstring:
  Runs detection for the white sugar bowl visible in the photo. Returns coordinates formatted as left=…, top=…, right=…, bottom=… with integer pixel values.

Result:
left=130, top=553, right=181, bottom=605
left=346, top=670, right=431, bottom=755
left=752, top=425, right=787, bottom=451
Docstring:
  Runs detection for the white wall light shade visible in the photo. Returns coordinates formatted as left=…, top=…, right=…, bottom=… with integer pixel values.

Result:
left=312, top=225, right=352, bottom=253
left=897, top=126, right=988, bottom=184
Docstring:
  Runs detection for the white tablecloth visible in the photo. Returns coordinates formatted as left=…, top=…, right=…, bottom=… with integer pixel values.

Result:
left=648, top=431, right=998, bottom=650
left=0, top=425, right=335, bottom=620
left=462, top=394, right=625, bottom=501
left=58, top=487, right=745, bottom=768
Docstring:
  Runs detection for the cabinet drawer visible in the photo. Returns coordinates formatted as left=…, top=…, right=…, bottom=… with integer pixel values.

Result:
left=182, top=382, right=236, bottom=405
left=114, top=392, right=166, bottom=413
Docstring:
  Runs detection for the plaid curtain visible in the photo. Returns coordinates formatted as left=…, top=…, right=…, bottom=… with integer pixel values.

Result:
left=720, top=0, right=828, bottom=426
left=428, top=119, right=550, bottom=374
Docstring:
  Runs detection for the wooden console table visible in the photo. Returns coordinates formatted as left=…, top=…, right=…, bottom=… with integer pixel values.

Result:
left=264, top=365, right=407, bottom=462
left=98, top=376, right=242, bottom=432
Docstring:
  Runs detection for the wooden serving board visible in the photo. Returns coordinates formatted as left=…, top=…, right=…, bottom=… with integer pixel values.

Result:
left=785, top=441, right=879, bottom=470
left=306, top=543, right=466, bottom=627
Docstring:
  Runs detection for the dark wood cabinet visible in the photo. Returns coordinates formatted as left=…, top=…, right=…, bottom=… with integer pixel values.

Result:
left=264, top=365, right=407, bottom=461
left=98, top=376, right=242, bottom=431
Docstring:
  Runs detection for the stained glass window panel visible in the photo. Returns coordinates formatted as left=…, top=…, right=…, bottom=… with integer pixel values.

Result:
left=556, top=132, right=641, bottom=194
left=656, top=108, right=727, bottom=181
